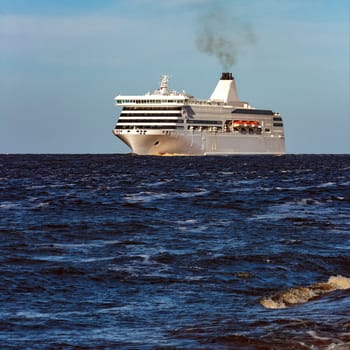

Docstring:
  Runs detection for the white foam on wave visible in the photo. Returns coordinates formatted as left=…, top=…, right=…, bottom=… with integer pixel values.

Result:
left=80, top=257, right=115, bottom=263
left=0, top=199, right=50, bottom=211
left=137, top=254, right=152, bottom=263
left=108, top=265, right=139, bottom=275
left=33, top=255, right=70, bottom=262
left=178, top=224, right=208, bottom=233
left=48, top=241, right=105, bottom=249
left=124, top=189, right=209, bottom=204
left=38, top=239, right=125, bottom=251
left=179, top=219, right=199, bottom=224
left=0, top=201, right=20, bottom=209
left=221, top=179, right=260, bottom=194
left=16, top=311, right=50, bottom=319
left=15, top=309, right=88, bottom=319
left=184, top=275, right=207, bottom=281
left=124, top=192, right=170, bottom=203
left=308, top=330, right=350, bottom=350
left=296, top=198, right=321, bottom=206
left=317, top=182, right=336, bottom=188
left=33, top=201, right=50, bottom=209
left=175, top=218, right=212, bottom=234
left=33, top=254, right=114, bottom=263
left=141, top=179, right=172, bottom=188
left=260, top=275, right=350, bottom=309
left=250, top=197, right=335, bottom=222
left=28, top=185, right=47, bottom=190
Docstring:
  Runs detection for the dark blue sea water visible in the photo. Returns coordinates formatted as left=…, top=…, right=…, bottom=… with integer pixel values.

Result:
left=1, top=154, right=350, bottom=349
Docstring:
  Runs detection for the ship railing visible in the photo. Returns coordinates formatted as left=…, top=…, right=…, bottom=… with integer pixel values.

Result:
left=186, top=99, right=225, bottom=106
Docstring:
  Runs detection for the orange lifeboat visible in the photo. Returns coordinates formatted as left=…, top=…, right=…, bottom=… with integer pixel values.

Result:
left=233, top=120, right=245, bottom=127
left=248, top=121, right=260, bottom=127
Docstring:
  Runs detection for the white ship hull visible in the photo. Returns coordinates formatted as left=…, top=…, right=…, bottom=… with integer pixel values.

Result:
left=113, top=72, right=286, bottom=156
left=113, top=130, right=285, bottom=155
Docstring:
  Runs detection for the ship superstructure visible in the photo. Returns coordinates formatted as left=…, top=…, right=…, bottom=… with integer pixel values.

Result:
left=113, top=73, right=285, bottom=155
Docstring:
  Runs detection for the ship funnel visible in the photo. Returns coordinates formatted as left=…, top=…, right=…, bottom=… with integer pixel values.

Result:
left=210, top=72, right=240, bottom=103
left=220, top=72, right=233, bottom=80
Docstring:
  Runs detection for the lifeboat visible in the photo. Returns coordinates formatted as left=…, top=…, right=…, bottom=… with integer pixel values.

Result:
left=248, top=121, right=260, bottom=127
left=233, top=120, right=244, bottom=127
left=233, top=120, right=260, bottom=127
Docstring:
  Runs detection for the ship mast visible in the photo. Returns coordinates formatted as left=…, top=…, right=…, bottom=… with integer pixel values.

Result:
left=159, top=75, right=169, bottom=95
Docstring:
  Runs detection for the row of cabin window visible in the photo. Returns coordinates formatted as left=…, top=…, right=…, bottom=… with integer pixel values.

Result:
left=118, top=119, right=184, bottom=123
left=123, top=106, right=182, bottom=111
left=187, top=120, right=222, bottom=125
left=120, top=113, right=182, bottom=117
left=232, top=109, right=274, bottom=115
left=115, top=125, right=182, bottom=129
left=116, top=120, right=282, bottom=127
left=116, top=99, right=185, bottom=104
left=118, top=118, right=221, bottom=125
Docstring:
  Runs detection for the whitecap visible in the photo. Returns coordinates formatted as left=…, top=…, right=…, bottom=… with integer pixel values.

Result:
left=317, top=182, right=336, bottom=188
left=137, top=254, right=151, bottom=263
left=32, top=202, right=50, bottom=209
left=28, top=185, right=47, bottom=190
left=16, top=309, right=89, bottom=319
left=49, top=242, right=103, bottom=249
left=260, top=275, right=350, bottom=309
left=184, top=275, right=207, bottom=281
left=124, top=191, right=169, bottom=203
left=124, top=189, right=209, bottom=204
left=308, top=331, right=350, bottom=350
left=0, top=202, right=21, bottom=209
left=142, top=179, right=172, bottom=188
left=179, top=219, right=199, bottom=224
left=250, top=198, right=331, bottom=222
left=178, top=224, right=208, bottom=233
left=16, top=311, right=51, bottom=319
left=297, top=198, right=321, bottom=206
left=77, top=257, right=115, bottom=263
left=33, top=255, right=73, bottom=262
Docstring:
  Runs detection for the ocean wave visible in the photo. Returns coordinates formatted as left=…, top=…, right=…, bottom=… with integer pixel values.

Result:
left=250, top=197, right=344, bottom=224
left=260, top=275, right=350, bottom=309
left=0, top=202, right=19, bottom=210
left=1, top=154, right=350, bottom=348
left=123, top=188, right=209, bottom=203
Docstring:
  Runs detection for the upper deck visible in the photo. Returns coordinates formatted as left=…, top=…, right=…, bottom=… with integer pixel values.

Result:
left=114, top=74, right=253, bottom=109
left=114, top=95, right=188, bottom=106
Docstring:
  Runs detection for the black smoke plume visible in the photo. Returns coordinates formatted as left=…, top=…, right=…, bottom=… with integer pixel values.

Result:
left=195, top=7, right=255, bottom=70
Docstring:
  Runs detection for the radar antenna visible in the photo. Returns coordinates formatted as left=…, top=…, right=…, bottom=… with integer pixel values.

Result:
left=159, top=75, right=169, bottom=95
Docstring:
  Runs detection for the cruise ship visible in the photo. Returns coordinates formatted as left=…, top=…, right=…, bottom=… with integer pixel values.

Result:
left=113, top=72, right=285, bottom=155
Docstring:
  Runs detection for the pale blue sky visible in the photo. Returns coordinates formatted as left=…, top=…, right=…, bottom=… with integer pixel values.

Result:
left=1, top=0, right=349, bottom=153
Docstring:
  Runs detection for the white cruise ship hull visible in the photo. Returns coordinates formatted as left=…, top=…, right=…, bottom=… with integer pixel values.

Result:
left=113, top=130, right=285, bottom=156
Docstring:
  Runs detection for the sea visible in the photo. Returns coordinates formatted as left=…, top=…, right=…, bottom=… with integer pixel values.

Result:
left=1, top=154, right=350, bottom=350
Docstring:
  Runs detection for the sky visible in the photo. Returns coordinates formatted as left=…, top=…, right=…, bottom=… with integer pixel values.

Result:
left=1, top=0, right=349, bottom=154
